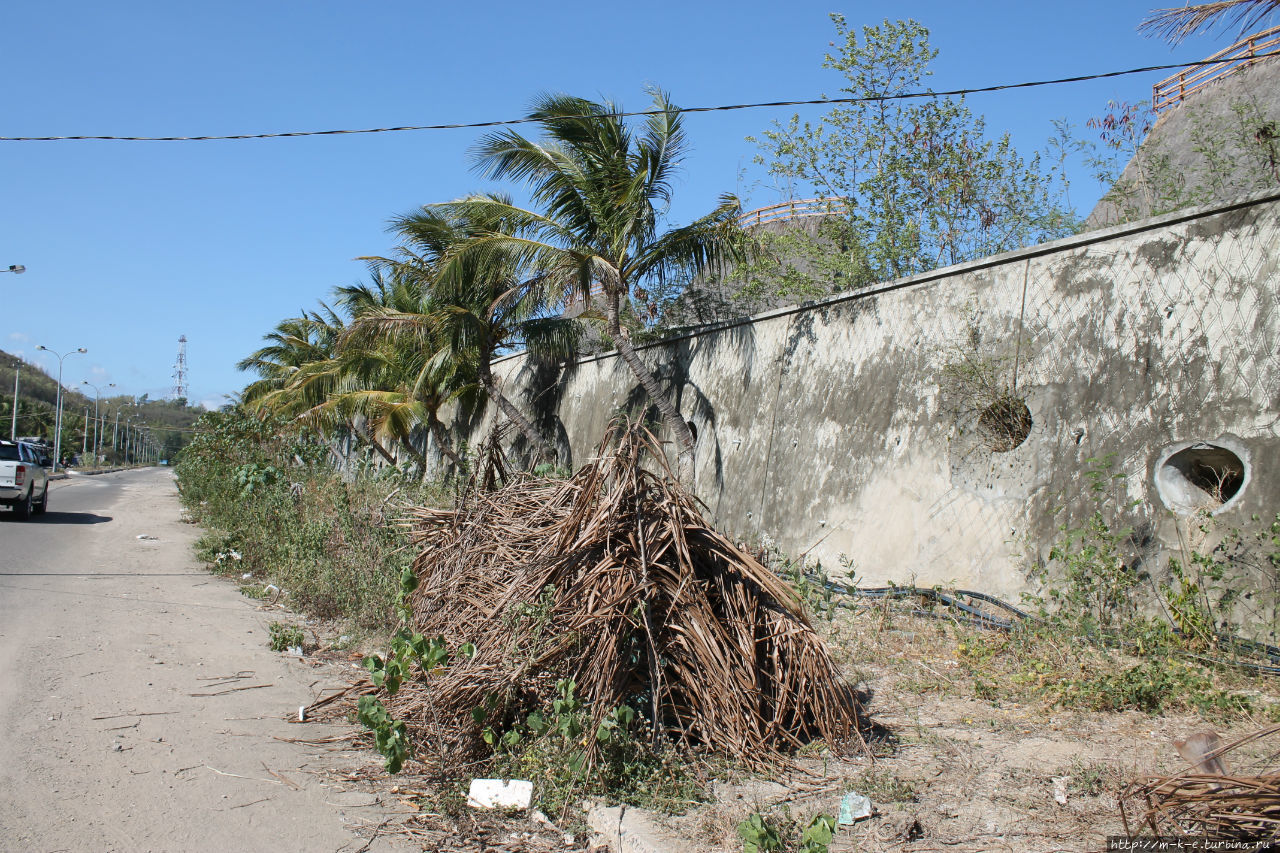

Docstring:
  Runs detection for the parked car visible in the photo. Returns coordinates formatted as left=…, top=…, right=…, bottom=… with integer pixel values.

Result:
left=0, top=439, right=51, bottom=519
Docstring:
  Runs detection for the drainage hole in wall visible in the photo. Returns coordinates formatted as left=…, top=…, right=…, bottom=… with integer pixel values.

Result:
left=1158, top=444, right=1246, bottom=514
left=978, top=395, right=1032, bottom=452
left=686, top=420, right=698, bottom=445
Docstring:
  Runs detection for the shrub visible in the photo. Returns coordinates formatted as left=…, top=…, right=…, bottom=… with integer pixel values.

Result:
left=176, top=407, right=450, bottom=631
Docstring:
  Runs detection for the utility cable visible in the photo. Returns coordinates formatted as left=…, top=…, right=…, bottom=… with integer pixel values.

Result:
left=3, top=51, right=1278, bottom=143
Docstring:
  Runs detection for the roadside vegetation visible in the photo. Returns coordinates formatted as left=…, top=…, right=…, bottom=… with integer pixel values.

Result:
left=177, top=395, right=1280, bottom=849
left=795, top=480, right=1280, bottom=723
left=176, top=406, right=444, bottom=631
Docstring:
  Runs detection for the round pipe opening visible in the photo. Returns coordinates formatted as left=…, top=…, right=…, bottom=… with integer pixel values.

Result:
left=1154, top=440, right=1249, bottom=516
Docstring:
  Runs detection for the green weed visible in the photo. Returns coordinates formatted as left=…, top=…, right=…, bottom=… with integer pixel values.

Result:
left=485, top=678, right=706, bottom=820
left=735, top=812, right=835, bottom=853
left=357, top=695, right=410, bottom=774
left=1066, top=759, right=1122, bottom=797
left=354, top=567, right=479, bottom=774
left=849, top=769, right=917, bottom=803
left=736, top=813, right=784, bottom=853
left=176, top=407, right=452, bottom=630
left=268, top=622, right=305, bottom=652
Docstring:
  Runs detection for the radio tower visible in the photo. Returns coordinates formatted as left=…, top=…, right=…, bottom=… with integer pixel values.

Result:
left=171, top=335, right=189, bottom=401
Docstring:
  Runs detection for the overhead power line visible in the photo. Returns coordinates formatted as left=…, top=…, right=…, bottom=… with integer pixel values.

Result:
left=3, top=51, right=1278, bottom=143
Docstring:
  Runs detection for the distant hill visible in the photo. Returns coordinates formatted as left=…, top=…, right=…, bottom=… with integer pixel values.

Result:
left=0, top=349, right=203, bottom=462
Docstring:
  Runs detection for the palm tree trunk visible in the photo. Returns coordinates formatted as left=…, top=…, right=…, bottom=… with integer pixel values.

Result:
left=349, top=419, right=398, bottom=467
left=428, top=415, right=465, bottom=471
left=476, top=359, right=553, bottom=463
left=400, top=434, right=431, bottom=479
left=604, top=290, right=696, bottom=482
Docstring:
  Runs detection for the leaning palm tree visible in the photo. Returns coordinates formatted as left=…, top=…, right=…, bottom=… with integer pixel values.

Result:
left=238, top=306, right=400, bottom=467
left=438, top=90, right=745, bottom=480
left=333, top=269, right=476, bottom=472
left=360, top=205, right=579, bottom=464
left=237, top=306, right=344, bottom=409
left=295, top=341, right=469, bottom=474
left=1140, top=0, right=1280, bottom=43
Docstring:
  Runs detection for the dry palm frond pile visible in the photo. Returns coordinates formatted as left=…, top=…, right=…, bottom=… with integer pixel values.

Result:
left=388, top=420, right=864, bottom=768
left=1122, top=724, right=1280, bottom=845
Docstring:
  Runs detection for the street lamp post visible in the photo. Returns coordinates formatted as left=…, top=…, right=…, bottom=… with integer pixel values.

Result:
left=133, top=422, right=146, bottom=465
left=81, top=381, right=115, bottom=466
left=2, top=264, right=24, bottom=275
left=9, top=360, right=19, bottom=442
left=34, top=345, right=86, bottom=472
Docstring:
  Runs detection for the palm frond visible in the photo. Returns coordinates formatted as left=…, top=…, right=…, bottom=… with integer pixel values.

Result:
left=629, top=193, right=746, bottom=286
left=1140, top=0, right=1280, bottom=43
left=637, top=87, right=687, bottom=211
left=519, top=316, right=582, bottom=361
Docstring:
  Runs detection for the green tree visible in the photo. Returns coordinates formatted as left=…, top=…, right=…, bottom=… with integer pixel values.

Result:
left=748, top=17, right=1074, bottom=293
left=439, top=90, right=745, bottom=478
left=363, top=204, right=580, bottom=464
left=332, top=267, right=478, bottom=472
left=237, top=307, right=401, bottom=468
left=238, top=307, right=346, bottom=411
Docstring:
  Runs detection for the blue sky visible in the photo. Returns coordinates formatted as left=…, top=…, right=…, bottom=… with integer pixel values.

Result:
left=0, top=1, right=1256, bottom=408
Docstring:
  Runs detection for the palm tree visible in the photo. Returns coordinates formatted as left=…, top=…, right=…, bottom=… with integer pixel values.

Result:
left=362, top=203, right=580, bottom=464
left=437, top=90, right=745, bottom=479
left=237, top=307, right=344, bottom=410
left=238, top=307, right=400, bottom=468
left=333, top=269, right=475, bottom=472
left=296, top=341, right=468, bottom=474
left=1141, top=0, right=1280, bottom=43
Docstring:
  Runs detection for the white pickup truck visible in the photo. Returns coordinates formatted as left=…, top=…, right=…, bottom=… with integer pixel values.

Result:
left=0, top=440, right=51, bottom=519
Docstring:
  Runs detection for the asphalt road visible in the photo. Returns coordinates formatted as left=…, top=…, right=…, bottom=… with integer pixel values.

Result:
left=0, top=468, right=402, bottom=852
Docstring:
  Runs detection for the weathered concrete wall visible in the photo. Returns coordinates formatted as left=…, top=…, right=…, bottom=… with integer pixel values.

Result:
left=456, top=192, right=1280, bottom=600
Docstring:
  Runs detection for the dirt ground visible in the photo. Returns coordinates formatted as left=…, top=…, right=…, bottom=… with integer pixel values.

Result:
left=310, top=603, right=1280, bottom=853
left=655, top=611, right=1280, bottom=853
left=0, top=469, right=410, bottom=852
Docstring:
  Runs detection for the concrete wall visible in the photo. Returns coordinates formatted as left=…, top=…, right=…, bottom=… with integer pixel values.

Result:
left=454, top=192, right=1280, bottom=601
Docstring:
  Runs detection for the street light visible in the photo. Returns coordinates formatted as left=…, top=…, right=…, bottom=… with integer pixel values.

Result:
left=112, top=406, right=125, bottom=462
left=133, top=420, right=146, bottom=465
left=3, top=265, right=24, bottom=274
left=35, top=345, right=87, bottom=472
left=8, top=359, right=20, bottom=442
left=123, top=416, right=135, bottom=464
left=81, top=381, right=115, bottom=466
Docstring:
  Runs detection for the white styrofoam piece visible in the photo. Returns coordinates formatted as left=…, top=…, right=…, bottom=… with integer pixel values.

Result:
left=467, top=778, right=533, bottom=809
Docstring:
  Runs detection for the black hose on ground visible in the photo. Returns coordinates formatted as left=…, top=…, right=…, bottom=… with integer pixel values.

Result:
left=801, top=573, right=1280, bottom=676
